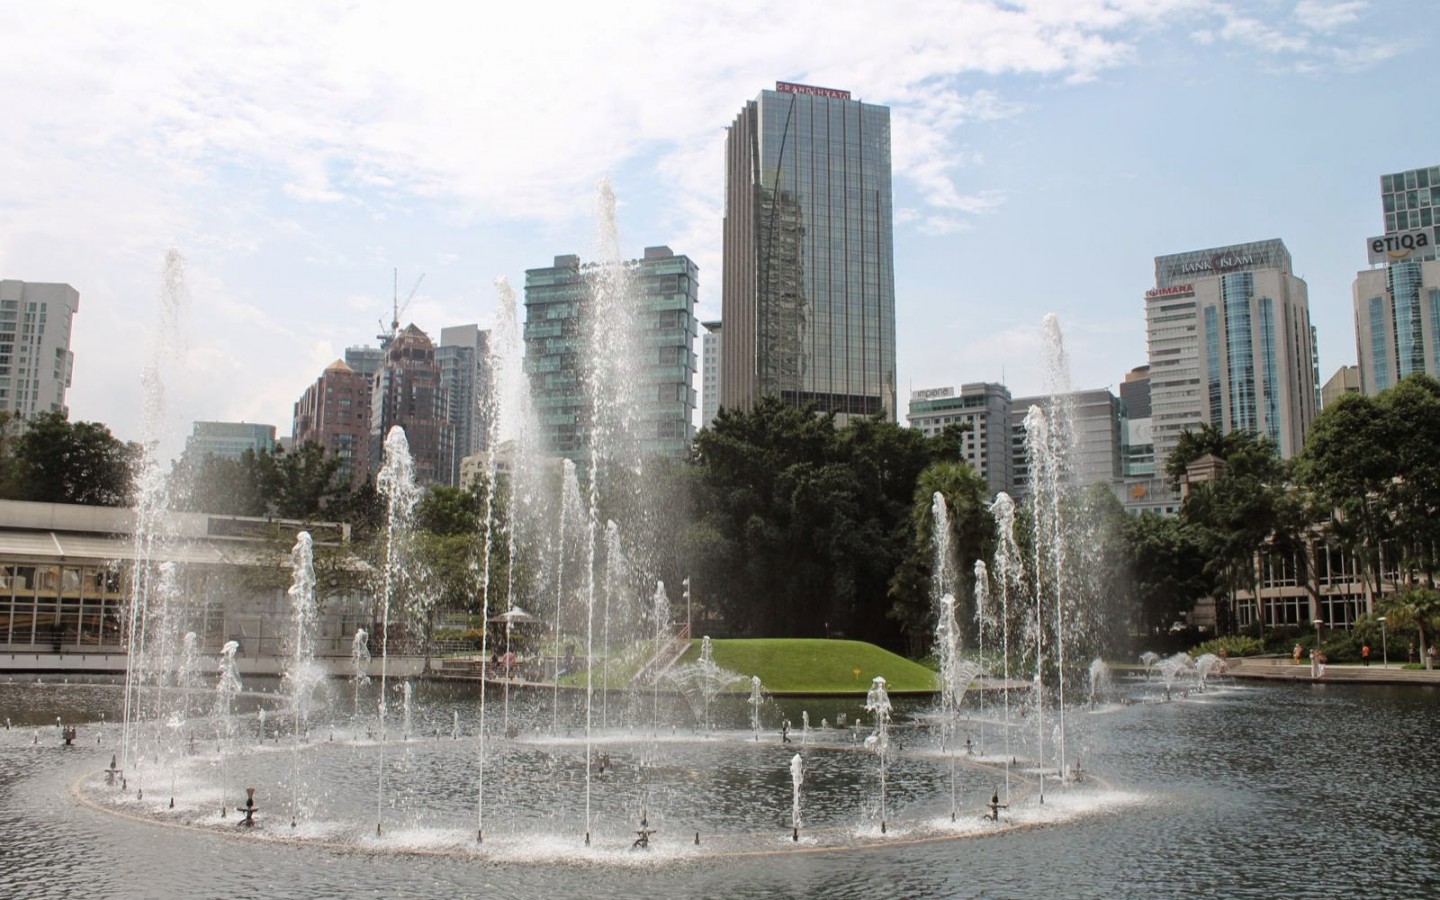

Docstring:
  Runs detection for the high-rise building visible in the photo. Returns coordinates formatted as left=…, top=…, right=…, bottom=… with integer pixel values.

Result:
left=720, top=81, right=895, bottom=424
left=905, top=383, right=1013, bottom=496
left=1009, top=389, right=1122, bottom=497
left=437, top=324, right=491, bottom=488
left=1379, top=164, right=1440, bottom=250
left=293, top=359, right=372, bottom=486
left=1354, top=164, right=1440, bottom=395
left=185, top=421, right=276, bottom=461
left=0, top=280, right=78, bottom=420
left=1321, top=365, right=1361, bottom=409
left=701, top=321, right=722, bottom=429
left=1147, top=239, right=1317, bottom=466
left=523, top=246, right=698, bottom=466
left=345, top=345, right=384, bottom=381
left=370, top=324, right=452, bottom=486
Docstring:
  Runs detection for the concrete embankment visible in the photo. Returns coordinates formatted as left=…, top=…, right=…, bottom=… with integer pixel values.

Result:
left=1225, top=657, right=1440, bottom=686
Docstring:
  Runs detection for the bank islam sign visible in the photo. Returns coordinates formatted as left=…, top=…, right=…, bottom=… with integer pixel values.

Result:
left=1368, top=229, right=1433, bottom=265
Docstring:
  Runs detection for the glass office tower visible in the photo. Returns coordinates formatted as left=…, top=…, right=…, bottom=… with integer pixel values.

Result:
left=721, top=82, right=896, bottom=423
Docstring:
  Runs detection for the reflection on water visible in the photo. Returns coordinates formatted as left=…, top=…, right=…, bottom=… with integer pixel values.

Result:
left=0, top=678, right=1437, bottom=899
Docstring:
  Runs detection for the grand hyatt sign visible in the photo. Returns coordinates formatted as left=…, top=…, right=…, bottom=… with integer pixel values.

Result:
left=776, top=81, right=852, bottom=100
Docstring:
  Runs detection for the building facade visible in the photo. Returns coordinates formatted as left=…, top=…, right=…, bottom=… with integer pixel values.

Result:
left=185, top=421, right=277, bottom=461
left=437, top=324, right=491, bottom=488
left=1147, top=239, right=1317, bottom=466
left=523, top=247, right=698, bottom=466
left=905, top=383, right=1012, bottom=496
left=1321, top=365, right=1361, bottom=409
left=1009, top=388, right=1122, bottom=497
left=370, top=324, right=452, bottom=486
left=720, top=82, right=895, bottom=424
left=293, top=359, right=372, bottom=486
left=0, top=280, right=79, bottom=420
left=701, top=320, right=722, bottom=429
left=1354, top=165, right=1440, bottom=396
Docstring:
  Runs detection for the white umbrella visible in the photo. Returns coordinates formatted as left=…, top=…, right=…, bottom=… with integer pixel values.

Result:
left=488, top=607, right=537, bottom=624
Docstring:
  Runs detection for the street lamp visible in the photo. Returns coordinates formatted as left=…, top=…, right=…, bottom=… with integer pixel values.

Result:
left=1378, top=616, right=1388, bottom=669
left=1312, top=618, right=1324, bottom=676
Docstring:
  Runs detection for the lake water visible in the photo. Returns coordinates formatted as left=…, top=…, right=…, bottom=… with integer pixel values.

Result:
left=1, top=676, right=1436, bottom=899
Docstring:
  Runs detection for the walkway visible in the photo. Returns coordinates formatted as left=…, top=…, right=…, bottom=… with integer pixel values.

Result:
left=1225, top=657, right=1440, bottom=686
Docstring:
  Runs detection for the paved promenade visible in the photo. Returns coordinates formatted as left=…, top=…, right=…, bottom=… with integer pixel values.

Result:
left=1226, top=656, right=1440, bottom=685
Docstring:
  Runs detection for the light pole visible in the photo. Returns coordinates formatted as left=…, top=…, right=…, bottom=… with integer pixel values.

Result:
left=1378, top=616, right=1388, bottom=669
left=1312, top=618, right=1323, bottom=677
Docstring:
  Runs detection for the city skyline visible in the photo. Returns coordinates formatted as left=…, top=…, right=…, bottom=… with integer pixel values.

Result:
left=0, top=2, right=1435, bottom=457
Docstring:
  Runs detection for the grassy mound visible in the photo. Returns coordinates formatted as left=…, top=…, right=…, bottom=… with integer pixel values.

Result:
left=679, top=638, right=938, bottom=695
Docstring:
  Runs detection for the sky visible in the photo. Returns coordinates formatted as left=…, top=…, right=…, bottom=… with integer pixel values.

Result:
left=1, top=0, right=1435, bottom=455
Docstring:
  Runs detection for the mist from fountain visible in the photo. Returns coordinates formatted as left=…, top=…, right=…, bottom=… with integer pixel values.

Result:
left=1087, top=658, right=1112, bottom=708
left=790, top=752, right=804, bottom=841
left=988, top=492, right=1021, bottom=802
left=214, top=640, right=241, bottom=818
left=865, top=676, right=893, bottom=833
left=350, top=630, right=371, bottom=721
left=374, top=426, right=421, bottom=835
left=1194, top=653, right=1226, bottom=691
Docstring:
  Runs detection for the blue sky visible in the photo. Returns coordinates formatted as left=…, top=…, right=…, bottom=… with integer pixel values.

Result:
left=0, top=0, right=1434, bottom=453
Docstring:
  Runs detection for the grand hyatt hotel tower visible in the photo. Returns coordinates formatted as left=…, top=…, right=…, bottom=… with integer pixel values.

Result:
left=721, top=81, right=896, bottom=423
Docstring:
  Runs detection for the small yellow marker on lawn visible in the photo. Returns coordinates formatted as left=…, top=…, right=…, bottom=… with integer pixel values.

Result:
left=853, top=667, right=861, bottom=680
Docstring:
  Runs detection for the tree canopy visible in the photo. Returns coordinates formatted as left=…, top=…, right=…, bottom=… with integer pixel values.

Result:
left=0, top=411, right=137, bottom=506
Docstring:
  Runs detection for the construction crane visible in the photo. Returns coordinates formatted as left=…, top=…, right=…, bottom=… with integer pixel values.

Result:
left=378, top=269, right=425, bottom=347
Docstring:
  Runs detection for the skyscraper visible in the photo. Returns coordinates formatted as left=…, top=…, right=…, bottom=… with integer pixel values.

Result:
left=0, top=280, right=79, bottom=420
left=905, top=383, right=1013, bottom=496
left=1147, top=239, right=1317, bottom=465
left=721, top=82, right=895, bottom=423
left=700, top=320, right=722, bottom=428
left=1354, top=163, right=1440, bottom=395
left=437, top=324, right=491, bottom=487
left=185, top=421, right=276, bottom=461
left=523, top=246, right=697, bottom=466
left=369, top=324, right=452, bottom=486
left=293, top=359, right=372, bottom=487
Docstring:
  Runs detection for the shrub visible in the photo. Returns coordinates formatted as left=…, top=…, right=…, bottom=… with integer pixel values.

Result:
left=1191, top=635, right=1264, bottom=658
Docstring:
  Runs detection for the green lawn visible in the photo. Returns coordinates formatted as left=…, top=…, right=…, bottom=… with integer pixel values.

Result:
left=678, top=638, right=939, bottom=695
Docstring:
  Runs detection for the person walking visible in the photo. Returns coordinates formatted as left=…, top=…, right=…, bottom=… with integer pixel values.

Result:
left=1362, top=644, right=1371, bottom=666
left=1293, top=644, right=1303, bottom=666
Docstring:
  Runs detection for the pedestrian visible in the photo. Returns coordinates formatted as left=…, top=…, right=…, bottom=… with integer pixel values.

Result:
left=1428, top=645, right=1437, bottom=671
left=1362, top=644, right=1371, bottom=666
left=1410, top=642, right=1417, bottom=664
left=1293, top=644, right=1303, bottom=666
left=1317, top=651, right=1328, bottom=678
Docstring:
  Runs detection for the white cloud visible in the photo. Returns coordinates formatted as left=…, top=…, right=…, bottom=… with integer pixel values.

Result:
left=0, top=0, right=1405, bottom=446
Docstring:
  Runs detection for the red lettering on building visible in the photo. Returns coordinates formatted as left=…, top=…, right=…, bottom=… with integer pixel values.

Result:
left=1145, top=284, right=1195, bottom=300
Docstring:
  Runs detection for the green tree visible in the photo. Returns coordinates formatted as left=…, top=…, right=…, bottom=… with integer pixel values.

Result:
left=689, top=397, right=950, bottom=646
left=887, top=460, right=994, bottom=656
left=1380, top=586, right=1440, bottom=663
left=1293, top=391, right=1396, bottom=600
left=1377, top=375, right=1440, bottom=584
left=1170, top=427, right=1288, bottom=634
left=1125, top=511, right=1213, bottom=636
left=4, top=411, right=137, bottom=506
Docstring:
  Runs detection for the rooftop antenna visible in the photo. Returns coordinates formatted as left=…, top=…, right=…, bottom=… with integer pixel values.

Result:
left=377, top=269, right=425, bottom=348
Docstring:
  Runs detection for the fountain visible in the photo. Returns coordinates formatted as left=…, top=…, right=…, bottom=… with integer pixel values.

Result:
left=60, top=240, right=1174, bottom=867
